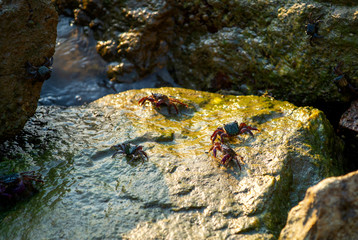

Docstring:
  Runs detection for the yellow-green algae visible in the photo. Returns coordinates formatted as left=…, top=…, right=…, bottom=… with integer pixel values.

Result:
left=0, top=87, right=343, bottom=239
left=94, top=87, right=343, bottom=238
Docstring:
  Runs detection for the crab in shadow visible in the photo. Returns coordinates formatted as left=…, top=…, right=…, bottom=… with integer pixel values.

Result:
left=0, top=171, right=43, bottom=208
left=306, top=13, right=324, bottom=46
left=26, top=57, right=53, bottom=81
left=333, top=62, right=358, bottom=95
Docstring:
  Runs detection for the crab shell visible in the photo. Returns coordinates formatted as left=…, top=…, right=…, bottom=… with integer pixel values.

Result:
left=306, top=23, right=317, bottom=35
left=125, top=144, right=142, bottom=155
left=38, top=66, right=52, bottom=79
left=223, top=121, right=240, bottom=136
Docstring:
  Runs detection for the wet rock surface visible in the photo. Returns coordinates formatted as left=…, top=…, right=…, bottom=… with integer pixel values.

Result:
left=0, top=0, right=58, bottom=141
left=279, top=170, right=358, bottom=240
left=0, top=88, right=343, bottom=239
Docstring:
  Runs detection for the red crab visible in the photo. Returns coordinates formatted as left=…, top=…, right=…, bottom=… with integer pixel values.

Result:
left=211, top=121, right=259, bottom=143
left=209, top=142, right=244, bottom=170
left=0, top=171, right=44, bottom=207
left=138, top=93, right=188, bottom=114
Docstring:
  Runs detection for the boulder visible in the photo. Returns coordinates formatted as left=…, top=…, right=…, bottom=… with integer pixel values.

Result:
left=0, top=0, right=58, bottom=141
left=53, top=0, right=358, bottom=106
left=0, top=88, right=343, bottom=239
left=338, top=98, right=358, bottom=170
left=279, top=170, right=358, bottom=240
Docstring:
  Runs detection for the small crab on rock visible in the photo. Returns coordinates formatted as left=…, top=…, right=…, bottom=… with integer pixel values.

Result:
left=306, top=13, right=324, bottom=46
left=209, top=142, right=244, bottom=170
left=211, top=121, right=259, bottom=143
left=111, top=143, right=148, bottom=162
left=0, top=171, right=44, bottom=207
left=138, top=93, right=188, bottom=114
left=26, top=57, right=54, bottom=81
left=333, top=62, right=358, bottom=95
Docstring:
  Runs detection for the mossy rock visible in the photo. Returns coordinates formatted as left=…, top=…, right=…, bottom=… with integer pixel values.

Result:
left=0, top=88, right=343, bottom=239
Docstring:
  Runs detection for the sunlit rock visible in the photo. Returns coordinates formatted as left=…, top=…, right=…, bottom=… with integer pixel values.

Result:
left=0, top=88, right=343, bottom=239
left=279, top=170, right=358, bottom=240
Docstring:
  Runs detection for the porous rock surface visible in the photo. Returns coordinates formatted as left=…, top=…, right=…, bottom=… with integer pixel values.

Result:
left=0, top=88, right=343, bottom=239
left=0, top=0, right=58, bottom=141
left=279, top=170, right=358, bottom=240
left=340, top=98, right=358, bottom=133
left=338, top=98, right=358, bottom=170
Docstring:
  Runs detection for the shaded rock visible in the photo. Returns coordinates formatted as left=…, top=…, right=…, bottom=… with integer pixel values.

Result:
left=54, top=0, right=358, bottom=107
left=340, top=99, right=358, bottom=133
left=0, top=0, right=58, bottom=141
left=0, top=88, right=343, bottom=239
left=279, top=170, right=358, bottom=240
left=338, top=99, right=358, bottom=170
left=74, top=8, right=91, bottom=25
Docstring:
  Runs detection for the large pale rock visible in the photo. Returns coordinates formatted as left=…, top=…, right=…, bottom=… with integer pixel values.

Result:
left=0, top=0, right=58, bottom=141
left=0, top=88, right=343, bottom=239
left=279, top=170, right=358, bottom=240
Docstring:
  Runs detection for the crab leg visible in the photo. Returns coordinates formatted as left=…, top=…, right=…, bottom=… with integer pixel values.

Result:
left=172, top=104, right=179, bottom=114
left=170, top=98, right=188, bottom=107
left=211, top=128, right=224, bottom=143
left=233, top=156, right=242, bottom=171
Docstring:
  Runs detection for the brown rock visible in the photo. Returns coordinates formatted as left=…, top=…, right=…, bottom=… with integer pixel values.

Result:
left=279, top=170, right=358, bottom=240
left=340, top=99, right=358, bottom=133
left=0, top=0, right=58, bottom=141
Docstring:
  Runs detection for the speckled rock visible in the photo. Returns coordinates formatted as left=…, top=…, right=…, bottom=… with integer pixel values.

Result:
left=340, top=99, right=358, bottom=133
left=0, top=0, right=58, bottom=141
left=279, top=170, right=358, bottom=240
left=338, top=99, right=358, bottom=170
left=0, top=88, right=343, bottom=239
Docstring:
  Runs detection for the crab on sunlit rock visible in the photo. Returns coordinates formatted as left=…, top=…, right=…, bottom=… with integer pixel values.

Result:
left=211, top=121, right=259, bottom=143
left=0, top=171, right=44, bottom=208
left=138, top=93, right=188, bottom=114
left=111, top=143, right=148, bottom=162
left=209, top=142, right=244, bottom=170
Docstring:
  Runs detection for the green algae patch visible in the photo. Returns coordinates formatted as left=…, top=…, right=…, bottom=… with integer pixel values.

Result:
left=0, top=87, right=343, bottom=239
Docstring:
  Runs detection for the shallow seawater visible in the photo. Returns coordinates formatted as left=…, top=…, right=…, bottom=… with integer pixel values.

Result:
left=0, top=106, right=171, bottom=239
left=39, top=16, right=178, bottom=106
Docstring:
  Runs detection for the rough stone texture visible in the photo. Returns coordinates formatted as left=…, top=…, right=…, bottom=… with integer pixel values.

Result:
left=338, top=98, right=358, bottom=170
left=0, top=0, right=58, bottom=141
left=171, top=0, right=358, bottom=104
left=340, top=99, right=358, bottom=132
left=0, top=88, right=343, bottom=239
left=279, top=170, right=358, bottom=240
left=53, top=0, right=358, bottom=106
